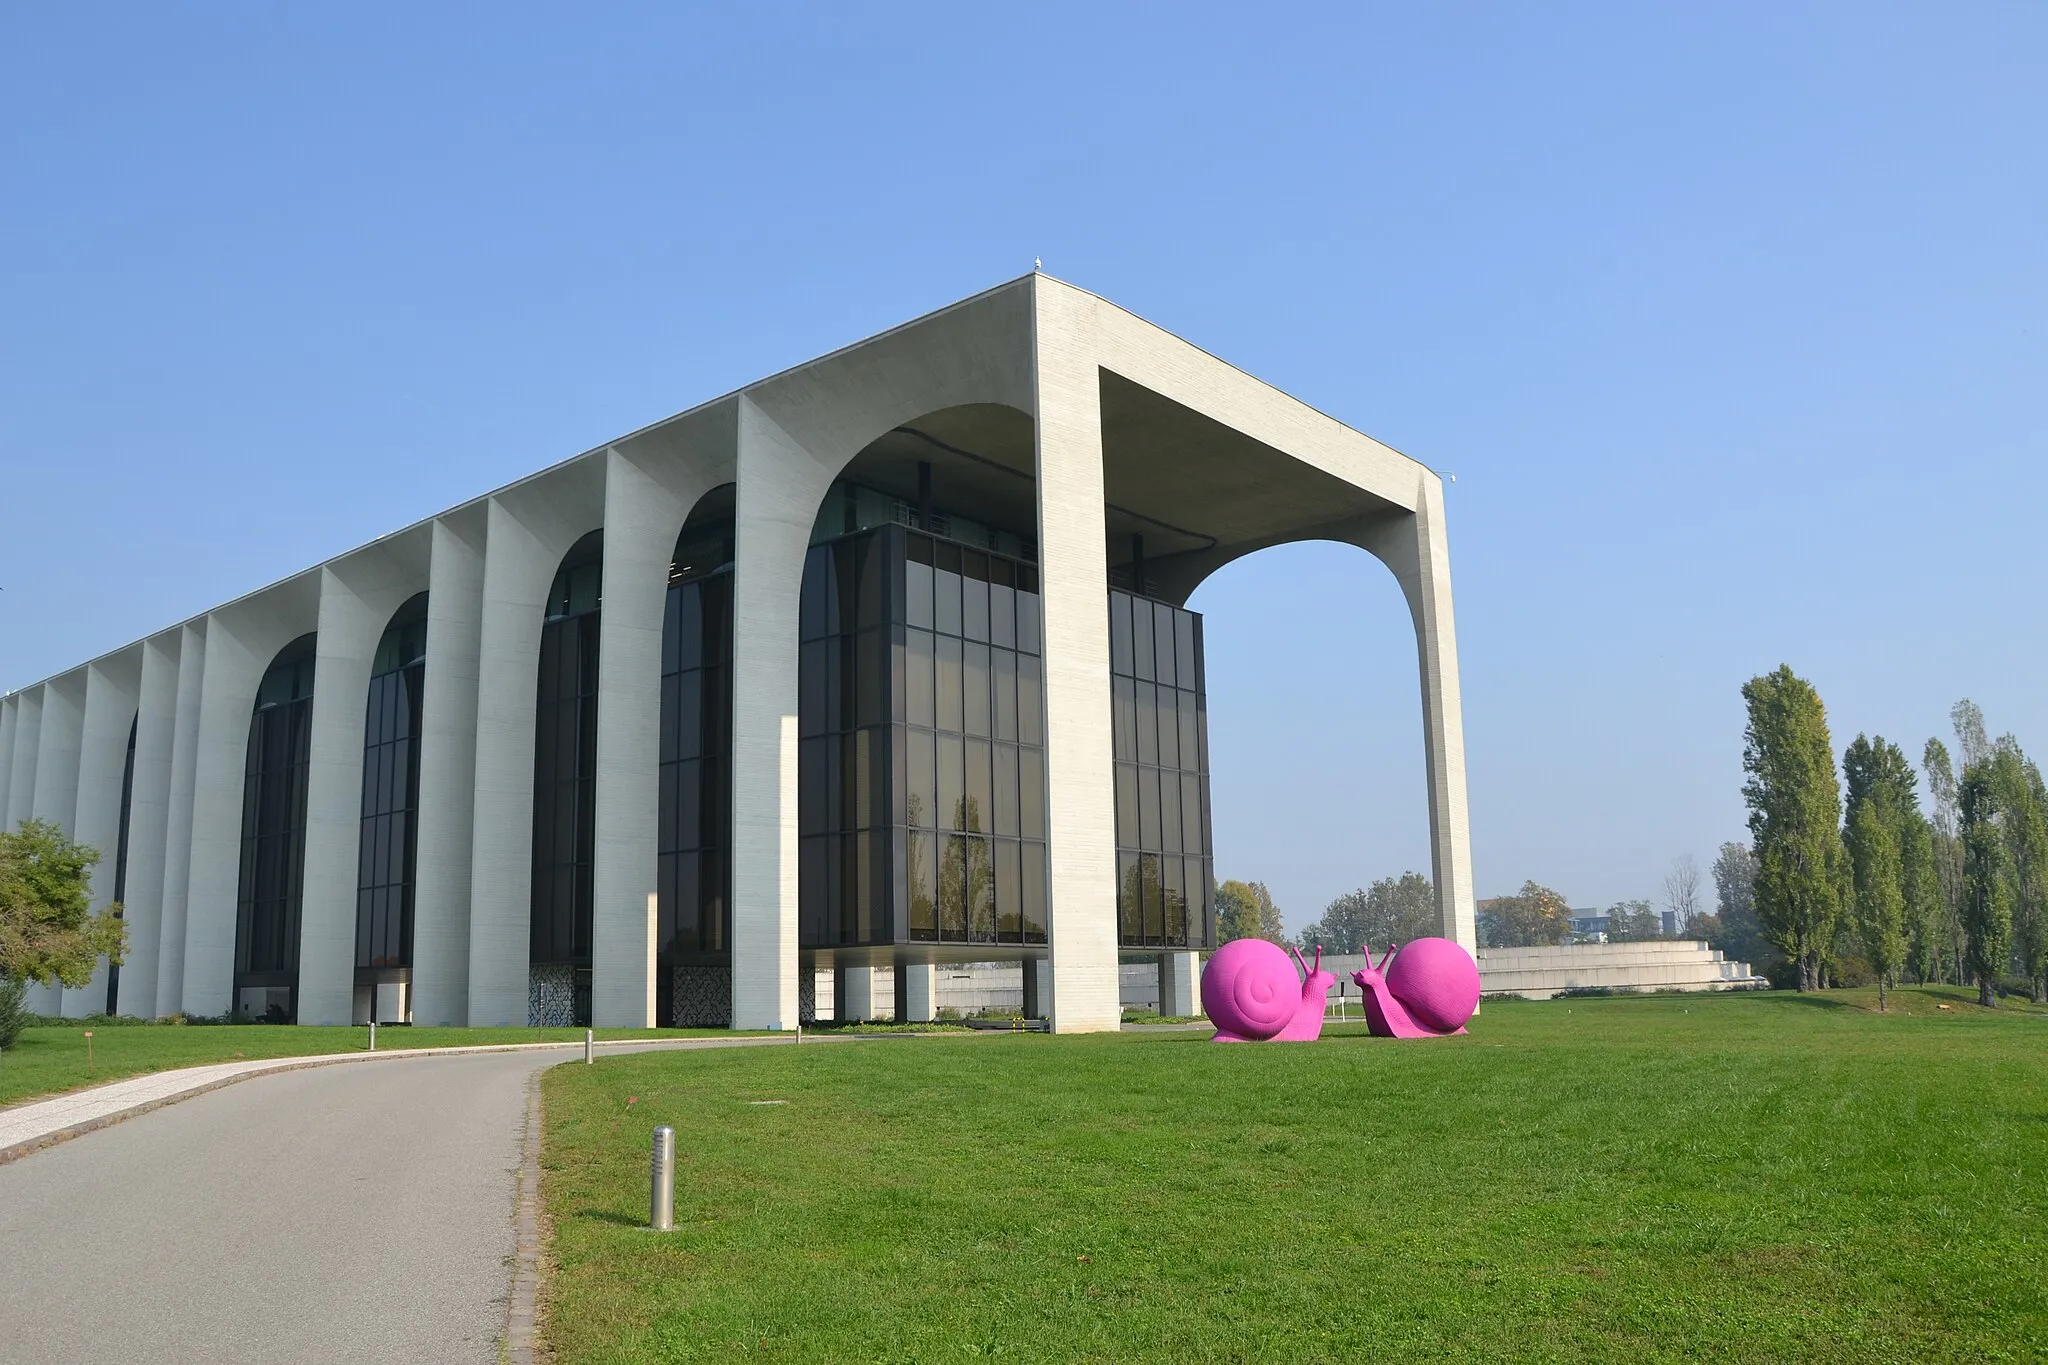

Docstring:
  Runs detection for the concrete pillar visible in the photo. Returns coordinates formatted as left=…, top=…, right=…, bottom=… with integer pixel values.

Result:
left=28, top=674, right=86, bottom=1016
left=466, top=476, right=602, bottom=1027
left=0, top=696, right=16, bottom=828
left=1031, top=282, right=1122, bottom=1033
left=1022, top=957, right=1051, bottom=1019
left=118, top=634, right=181, bottom=1018
left=64, top=656, right=142, bottom=1017
left=894, top=959, right=936, bottom=1023
left=729, top=395, right=825, bottom=1032
left=157, top=622, right=206, bottom=1019
left=1157, top=950, right=1199, bottom=1018
left=591, top=447, right=712, bottom=1027
left=412, top=511, right=486, bottom=1027
left=1356, top=484, right=1477, bottom=953
left=6, top=690, right=39, bottom=836
left=183, top=589, right=315, bottom=1019
left=299, top=547, right=425, bottom=1026
left=834, top=964, right=875, bottom=1023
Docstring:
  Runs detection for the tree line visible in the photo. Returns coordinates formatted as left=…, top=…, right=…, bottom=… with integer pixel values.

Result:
left=1742, top=665, right=2047, bottom=1008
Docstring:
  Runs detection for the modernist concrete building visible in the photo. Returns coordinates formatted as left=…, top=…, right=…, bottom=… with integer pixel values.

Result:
left=0, top=275, right=1474, bottom=1033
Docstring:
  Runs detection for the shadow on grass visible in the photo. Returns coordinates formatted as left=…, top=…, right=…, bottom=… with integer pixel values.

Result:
left=577, top=1209, right=647, bottom=1228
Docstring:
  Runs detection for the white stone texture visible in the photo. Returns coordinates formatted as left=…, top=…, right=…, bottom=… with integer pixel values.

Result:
left=894, top=960, right=936, bottom=1023
left=28, top=674, right=87, bottom=1016
left=299, top=536, right=430, bottom=1025
left=117, top=634, right=182, bottom=1017
left=590, top=440, right=723, bottom=1027
left=411, top=511, right=487, bottom=1026
left=4, top=690, right=39, bottom=834
left=0, top=696, right=17, bottom=829
left=465, top=470, right=604, bottom=1026
left=156, top=622, right=207, bottom=1019
left=64, top=655, right=142, bottom=1017
left=181, top=580, right=320, bottom=1018
left=1156, top=951, right=1200, bottom=1017
left=833, top=964, right=876, bottom=1022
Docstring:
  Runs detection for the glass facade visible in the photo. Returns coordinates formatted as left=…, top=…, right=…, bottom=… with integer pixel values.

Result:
left=532, top=532, right=602, bottom=1026
left=797, top=507, right=1051, bottom=949
left=236, top=634, right=317, bottom=1021
left=657, top=511, right=735, bottom=998
left=1109, top=589, right=1214, bottom=949
left=357, top=595, right=426, bottom=985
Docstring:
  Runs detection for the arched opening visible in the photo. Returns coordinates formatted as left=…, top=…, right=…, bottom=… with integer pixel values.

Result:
left=355, top=592, right=428, bottom=1025
left=659, top=487, right=735, bottom=1027
left=105, top=712, right=137, bottom=1016
left=531, top=530, right=603, bottom=1027
left=789, top=404, right=1049, bottom=1017
left=235, top=632, right=317, bottom=1023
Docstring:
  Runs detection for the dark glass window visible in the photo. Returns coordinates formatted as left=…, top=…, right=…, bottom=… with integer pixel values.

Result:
left=236, top=634, right=316, bottom=1021
left=799, top=504, right=1048, bottom=950
left=1109, top=589, right=1213, bottom=949
left=106, top=715, right=136, bottom=1015
left=658, top=507, right=735, bottom=1016
left=532, top=533, right=601, bottom=1028
left=357, top=594, right=426, bottom=979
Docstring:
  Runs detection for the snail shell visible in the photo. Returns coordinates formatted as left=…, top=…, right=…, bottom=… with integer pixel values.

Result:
left=1200, top=939, right=1300, bottom=1040
left=1384, top=936, right=1480, bottom=1033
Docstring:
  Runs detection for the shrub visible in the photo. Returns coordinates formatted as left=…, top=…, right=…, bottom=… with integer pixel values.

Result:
left=0, top=976, right=27, bottom=1050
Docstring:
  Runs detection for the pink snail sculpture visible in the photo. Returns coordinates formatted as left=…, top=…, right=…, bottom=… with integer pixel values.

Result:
left=1202, top=939, right=1336, bottom=1042
left=1351, top=937, right=1480, bottom=1038
left=1199, top=935, right=1480, bottom=1042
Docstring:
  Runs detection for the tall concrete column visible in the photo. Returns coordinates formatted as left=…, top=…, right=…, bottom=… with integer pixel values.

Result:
left=65, top=657, right=142, bottom=1017
left=834, top=964, right=875, bottom=1023
left=118, top=635, right=181, bottom=1018
left=1157, top=950, right=1199, bottom=1018
left=591, top=447, right=713, bottom=1028
left=466, top=476, right=602, bottom=1027
left=6, top=690, right=39, bottom=835
left=183, top=589, right=316, bottom=1019
left=29, top=674, right=86, bottom=1016
left=299, top=547, right=426, bottom=1026
left=1356, top=483, right=1477, bottom=953
left=1031, top=282, right=1122, bottom=1033
left=894, top=959, right=936, bottom=1023
left=730, top=396, right=826, bottom=1032
left=412, top=511, right=486, bottom=1027
left=1022, top=957, right=1052, bottom=1019
left=0, top=696, right=17, bottom=828
left=157, top=622, right=206, bottom=1019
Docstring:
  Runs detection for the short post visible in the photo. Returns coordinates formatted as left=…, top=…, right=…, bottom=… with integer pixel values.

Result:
left=584, top=1028, right=594, bottom=1065
left=649, top=1126, right=676, bottom=1232
left=84, top=1030, right=94, bottom=1069
left=368, top=1020, right=377, bottom=1052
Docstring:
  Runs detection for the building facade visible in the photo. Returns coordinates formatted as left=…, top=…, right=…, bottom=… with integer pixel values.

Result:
left=0, top=275, right=1475, bottom=1033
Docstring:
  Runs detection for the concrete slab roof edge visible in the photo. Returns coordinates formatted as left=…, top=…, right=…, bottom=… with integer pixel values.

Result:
left=6, top=271, right=1434, bottom=697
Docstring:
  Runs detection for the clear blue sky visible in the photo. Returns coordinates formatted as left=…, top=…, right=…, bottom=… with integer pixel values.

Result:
left=3, top=4, right=2041, bottom=935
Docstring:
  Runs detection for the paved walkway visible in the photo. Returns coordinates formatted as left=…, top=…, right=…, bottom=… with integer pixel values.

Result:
left=0, top=1035, right=822, bottom=1363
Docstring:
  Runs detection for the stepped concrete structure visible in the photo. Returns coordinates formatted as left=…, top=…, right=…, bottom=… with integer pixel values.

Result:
left=0, top=273, right=1474, bottom=1035
left=1474, top=941, right=1766, bottom=999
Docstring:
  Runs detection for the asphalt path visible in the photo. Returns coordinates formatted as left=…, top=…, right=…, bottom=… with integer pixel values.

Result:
left=0, top=1047, right=567, bottom=1364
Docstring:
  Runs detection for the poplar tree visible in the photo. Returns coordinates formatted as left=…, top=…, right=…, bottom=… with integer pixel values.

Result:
left=1742, top=666, right=1845, bottom=991
left=1846, top=798, right=1906, bottom=1010
left=1994, top=741, right=2048, bottom=1002
left=1899, top=812, right=1945, bottom=984
left=1959, top=756, right=2014, bottom=1007
left=1922, top=738, right=1966, bottom=984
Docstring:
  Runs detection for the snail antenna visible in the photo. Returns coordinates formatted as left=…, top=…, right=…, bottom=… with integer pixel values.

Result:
left=1312, top=944, right=1324, bottom=974
left=1377, top=943, right=1398, bottom=972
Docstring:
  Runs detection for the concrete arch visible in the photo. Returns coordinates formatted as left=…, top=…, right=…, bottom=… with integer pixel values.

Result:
left=63, top=649, right=144, bottom=1017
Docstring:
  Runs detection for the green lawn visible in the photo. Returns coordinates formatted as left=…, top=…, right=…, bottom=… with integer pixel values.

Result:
left=540, top=987, right=2048, bottom=1363
left=0, top=1023, right=749, bottom=1109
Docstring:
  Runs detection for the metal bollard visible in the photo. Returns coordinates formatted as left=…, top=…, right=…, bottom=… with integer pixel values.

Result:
left=584, top=1028, right=594, bottom=1065
left=368, top=1020, right=376, bottom=1052
left=649, top=1126, right=676, bottom=1231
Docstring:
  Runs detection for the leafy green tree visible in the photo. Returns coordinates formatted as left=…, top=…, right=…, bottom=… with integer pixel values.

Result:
left=1603, top=898, right=1662, bottom=942
left=1846, top=797, right=1906, bottom=1010
left=1922, top=737, right=1966, bottom=985
left=1710, top=841, right=1776, bottom=974
left=1741, top=666, right=1845, bottom=992
left=1215, top=879, right=1285, bottom=944
left=1899, top=811, right=1945, bottom=984
left=1294, top=873, right=1436, bottom=953
left=0, top=819, right=126, bottom=991
left=1993, top=740, right=2048, bottom=1002
left=1484, top=881, right=1572, bottom=948
left=1959, top=756, right=2014, bottom=1007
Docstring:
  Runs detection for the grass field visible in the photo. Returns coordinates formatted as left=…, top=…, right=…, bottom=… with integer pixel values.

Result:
left=540, top=987, right=2048, bottom=1363
left=0, top=1023, right=749, bottom=1109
